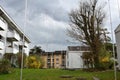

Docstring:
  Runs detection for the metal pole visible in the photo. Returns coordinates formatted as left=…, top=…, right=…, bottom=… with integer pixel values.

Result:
left=108, top=0, right=117, bottom=80
left=20, top=0, right=27, bottom=80
left=117, top=0, right=120, bottom=18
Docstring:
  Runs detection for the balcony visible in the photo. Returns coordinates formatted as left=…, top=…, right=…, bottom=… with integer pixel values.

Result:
left=6, top=47, right=18, bottom=54
left=0, top=41, right=4, bottom=50
left=19, top=41, right=27, bottom=48
left=47, top=61, right=50, bottom=63
left=0, top=35, right=4, bottom=50
left=0, top=19, right=6, bottom=31
left=7, top=30, right=19, bottom=42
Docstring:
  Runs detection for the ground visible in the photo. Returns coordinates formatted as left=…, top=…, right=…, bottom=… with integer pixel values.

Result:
left=0, top=69, right=120, bottom=80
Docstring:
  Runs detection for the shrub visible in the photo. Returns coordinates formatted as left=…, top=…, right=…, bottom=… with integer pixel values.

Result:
left=98, top=47, right=113, bottom=70
left=26, top=55, right=41, bottom=69
left=4, top=53, right=14, bottom=61
left=0, top=59, right=12, bottom=74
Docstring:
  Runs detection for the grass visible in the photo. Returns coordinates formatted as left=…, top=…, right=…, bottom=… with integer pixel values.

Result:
left=0, top=69, right=120, bottom=80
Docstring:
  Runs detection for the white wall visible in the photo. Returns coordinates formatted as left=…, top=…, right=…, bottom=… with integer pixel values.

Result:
left=0, top=17, right=30, bottom=56
left=66, top=51, right=84, bottom=69
left=115, top=32, right=120, bottom=70
left=24, top=41, right=29, bottom=55
left=0, top=17, right=8, bottom=56
left=0, top=8, right=30, bottom=59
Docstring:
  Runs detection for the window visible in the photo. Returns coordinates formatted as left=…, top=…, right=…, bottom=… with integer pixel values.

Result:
left=56, top=58, right=59, bottom=61
left=13, top=44, right=19, bottom=50
left=0, top=35, right=4, bottom=42
left=8, top=27, right=13, bottom=32
left=56, top=62, right=59, bottom=64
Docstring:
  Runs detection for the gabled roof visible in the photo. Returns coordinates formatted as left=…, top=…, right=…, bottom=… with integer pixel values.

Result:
left=0, top=6, right=30, bottom=43
left=115, top=24, right=120, bottom=34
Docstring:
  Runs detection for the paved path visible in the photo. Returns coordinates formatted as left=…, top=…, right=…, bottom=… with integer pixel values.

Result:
left=93, top=76, right=100, bottom=80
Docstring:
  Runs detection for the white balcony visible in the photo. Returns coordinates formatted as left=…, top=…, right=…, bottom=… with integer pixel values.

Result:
left=0, top=35, right=4, bottom=50
left=19, top=41, right=27, bottom=48
left=6, top=47, right=18, bottom=54
left=0, top=41, right=4, bottom=50
left=7, top=30, right=19, bottom=42
left=0, top=19, right=6, bottom=31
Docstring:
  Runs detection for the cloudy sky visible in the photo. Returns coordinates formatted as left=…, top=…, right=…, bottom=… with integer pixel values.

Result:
left=0, top=0, right=120, bottom=51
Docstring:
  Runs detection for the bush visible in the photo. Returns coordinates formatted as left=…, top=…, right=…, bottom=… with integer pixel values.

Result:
left=26, top=55, right=41, bottom=69
left=0, top=59, right=12, bottom=74
left=98, top=47, right=113, bottom=70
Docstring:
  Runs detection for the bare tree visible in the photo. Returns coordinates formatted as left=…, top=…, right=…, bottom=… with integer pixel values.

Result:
left=68, top=0, right=108, bottom=69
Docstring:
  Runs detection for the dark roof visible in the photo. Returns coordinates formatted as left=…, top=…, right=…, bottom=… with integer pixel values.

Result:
left=54, top=50, right=66, bottom=54
left=68, top=46, right=90, bottom=51
left=42, top=50, right=66, bottom=55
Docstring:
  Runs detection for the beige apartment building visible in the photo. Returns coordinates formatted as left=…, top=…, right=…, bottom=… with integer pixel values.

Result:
left=42, top=51, right=66, bottom=69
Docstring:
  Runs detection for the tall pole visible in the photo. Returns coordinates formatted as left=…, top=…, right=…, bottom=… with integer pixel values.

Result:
left=20, top=0, right=27, bottom=80
left=117, top=0, right=120, bottom=18
left=108, top=0, right=117, bottom=80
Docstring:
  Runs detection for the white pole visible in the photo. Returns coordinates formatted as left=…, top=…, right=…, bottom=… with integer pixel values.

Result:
left=117, top=0, right=120, bottom=18
left=108, top=0, right=117, bottom=80
left=20, top=0, right=27, bottom=80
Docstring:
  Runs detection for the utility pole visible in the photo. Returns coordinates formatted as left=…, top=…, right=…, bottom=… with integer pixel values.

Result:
left=108, top=0, right=117, bottom=80
left=20, top=0, right=27, bottom=80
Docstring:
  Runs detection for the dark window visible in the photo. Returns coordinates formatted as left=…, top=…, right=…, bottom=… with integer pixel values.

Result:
left=56, top=58, right=59, bottom=61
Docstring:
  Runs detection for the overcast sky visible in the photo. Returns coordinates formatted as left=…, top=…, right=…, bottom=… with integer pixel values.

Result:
left=0, top=0, right=120, bottom=51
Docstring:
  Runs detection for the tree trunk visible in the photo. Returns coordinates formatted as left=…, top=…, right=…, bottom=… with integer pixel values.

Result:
left=94, top=55, right=100, bottom=69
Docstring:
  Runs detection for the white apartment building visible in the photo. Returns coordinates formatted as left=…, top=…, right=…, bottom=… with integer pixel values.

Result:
left=115, top=24, right=120, bottom=70
left=66, top=46, right=90, bottom=69
left=0, top=6, right=30, bottom=58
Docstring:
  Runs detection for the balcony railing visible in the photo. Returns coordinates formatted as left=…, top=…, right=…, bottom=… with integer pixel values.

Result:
left=6, top=47, right=18, bottom=54
left=0, top=41, right=4, bottom=50
left=0, top=19, right=6, bottom=31
left=19, top=41, right=27, bottom=48
left=47, top=56, right=51, bottom=59
left=0, top=34, right=4, bottom=41
left=0, top=34, right=4, bottom=50
left=7, top=30, right=19, bottom=42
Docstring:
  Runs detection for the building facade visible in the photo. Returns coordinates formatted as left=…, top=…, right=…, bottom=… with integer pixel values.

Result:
left=66, top=46, right=90, bottom=69
left=42, top=51, right=66, bottom=69
left=115, top=24, right=120, bottom=70
left=0, top=6, right=30, bottom=59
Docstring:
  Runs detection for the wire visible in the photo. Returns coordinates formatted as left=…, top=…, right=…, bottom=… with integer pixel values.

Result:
left=108, top=0, right=117, bottom=80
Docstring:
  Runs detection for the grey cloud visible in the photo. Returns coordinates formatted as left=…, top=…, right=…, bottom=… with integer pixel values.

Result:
left=0, top=0, right=119, bottom=51
left=27, top=0, right=69, bottom=22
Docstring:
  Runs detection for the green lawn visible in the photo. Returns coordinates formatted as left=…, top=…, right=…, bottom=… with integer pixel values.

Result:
left=0, top=69, right=120, bottom=80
